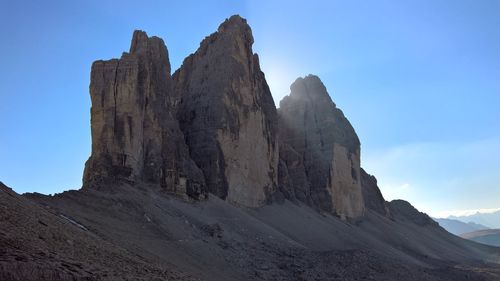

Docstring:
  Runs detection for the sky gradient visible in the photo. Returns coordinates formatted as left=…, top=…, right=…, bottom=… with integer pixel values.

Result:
left=1, top=0, right=499, bottom=217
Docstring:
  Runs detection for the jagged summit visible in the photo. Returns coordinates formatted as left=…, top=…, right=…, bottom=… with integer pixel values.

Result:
left=174, top=14, right=255, bottom=80
left=217, top=14, right=253, bottom=38
left=129, top=30, right=171, bottom=68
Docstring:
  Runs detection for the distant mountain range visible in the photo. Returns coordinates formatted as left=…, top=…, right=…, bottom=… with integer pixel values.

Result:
left=434, top=218, right=489, bottom=236
left=449, top=210, right=500, bottom=229
left=434, top=211, right=500, bottom=248
left=461, top=229, right=500, bottom=247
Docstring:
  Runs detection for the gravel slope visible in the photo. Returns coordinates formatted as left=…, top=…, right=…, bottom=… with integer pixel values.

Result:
left=5, top=182, right=496, bottom=281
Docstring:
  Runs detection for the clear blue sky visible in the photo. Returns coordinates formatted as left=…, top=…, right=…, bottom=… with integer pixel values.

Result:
left=1, top=0, right=499, bottom=217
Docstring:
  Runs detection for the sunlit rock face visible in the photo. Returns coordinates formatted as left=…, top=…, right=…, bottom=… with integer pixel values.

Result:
left=174, top=15, right=279, bottom=207
left=278, top=75, right=365, bottom=218
left=83, top=30, right=206, bottom=199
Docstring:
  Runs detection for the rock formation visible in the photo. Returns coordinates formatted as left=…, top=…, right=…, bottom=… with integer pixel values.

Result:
left=174, top=15, right=278, bottom=207
left=360, top=168, right=390, bottom=216
left=278, top=75, right=365, bottom=218
left=83, top=30, right=206, bottom=199
left=83, top=16, right=379, bottom=216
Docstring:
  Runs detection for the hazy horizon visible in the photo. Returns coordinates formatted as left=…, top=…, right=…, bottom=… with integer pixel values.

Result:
left=1, top=0, right=499, bottom=218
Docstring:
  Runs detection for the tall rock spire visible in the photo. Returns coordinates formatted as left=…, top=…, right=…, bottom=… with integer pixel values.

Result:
left=83, top=30, right=206, bottom=198
left=278, top=75, right=365, bottom=218
left=174, top=15, right=279, bottom=207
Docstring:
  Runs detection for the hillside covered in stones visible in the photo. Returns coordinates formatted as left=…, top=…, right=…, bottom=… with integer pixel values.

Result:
left=2, top=15, right=500, bottom=281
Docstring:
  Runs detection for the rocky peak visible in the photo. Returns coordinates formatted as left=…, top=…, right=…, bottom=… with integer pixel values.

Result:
left=213, top=15, right=254, bottom=59
left=278, top=75, right=364, bottom=218
left=174, top=15, right=255, bottom=83
left=129, top=30, right=171, bottom=71
left=83, top=30, right=206, bottom=198
left=174, top=16, right=278, bottom=207
left=217, top=15, right=253, bottom=38
left=280, top=75, right=360, bottom=152
left=285, top=75, right=333, bottom=105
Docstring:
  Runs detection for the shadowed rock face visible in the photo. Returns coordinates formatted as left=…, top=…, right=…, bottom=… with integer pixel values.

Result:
left=278, top=75, right=364, bottom=218
left=83, top=30, right=206, bottom=199
left=174, top=15, right=278, bottom=207
left=360, top=168, right=390, bottom=216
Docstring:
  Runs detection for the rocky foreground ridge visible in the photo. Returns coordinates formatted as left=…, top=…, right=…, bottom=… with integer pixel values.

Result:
left=2, top=15, right=500, bottom=281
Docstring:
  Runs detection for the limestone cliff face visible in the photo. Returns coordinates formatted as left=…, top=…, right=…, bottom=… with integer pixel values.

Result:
left=174, top=16, right=278, bottom=207
left=83, top=30, right=206, bottom=198
left=278, top=75, right=364, bottom=218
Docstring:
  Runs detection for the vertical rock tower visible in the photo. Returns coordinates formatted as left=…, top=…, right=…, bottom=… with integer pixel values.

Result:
left=174, top=15, right=278, bottom=207
left=83, top=30, right=206, bottom=198
left=278, top=75, right=365, bottom=218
